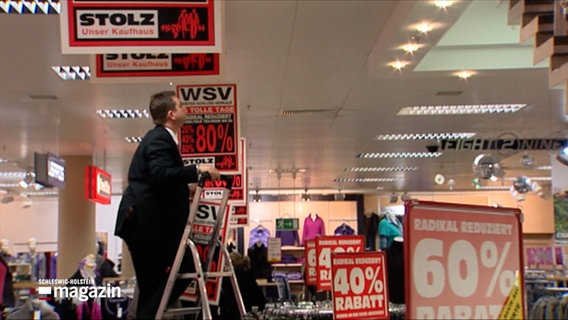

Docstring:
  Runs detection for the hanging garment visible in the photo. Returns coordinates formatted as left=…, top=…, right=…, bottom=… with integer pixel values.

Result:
left=378, top=213, right=403, bottom=249
left=248, top=225, right=271, bottom=248
left=333, top=223, right=355, bottom=236
left=274, top=230, right=300, bottom=246
left=301, top=214, right=325, bottom=245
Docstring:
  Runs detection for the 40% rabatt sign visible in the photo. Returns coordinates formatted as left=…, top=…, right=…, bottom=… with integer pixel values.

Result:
left=331, top=251, right=389, bottom=320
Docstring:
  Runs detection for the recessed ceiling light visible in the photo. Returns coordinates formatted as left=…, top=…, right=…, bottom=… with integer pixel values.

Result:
left=51, top=66, right=90, bottom=80
left=454, top=70, right=476, bottom=79
left=97, top=109, right=149, bottom=119
left=388, top=60, right=409, bottom=70
left=356, top=152, right=442, bottom=158
left=415, top=22, right=434, bottom=33
left=434, top=0, right=454, bottom=9
left=375, top=132, right=476, bottom=140
left=344, top=167, right=418, bottom=172
left=397, top=104, right=527, bottom=115
left=400, top=42, right=422, bottom=54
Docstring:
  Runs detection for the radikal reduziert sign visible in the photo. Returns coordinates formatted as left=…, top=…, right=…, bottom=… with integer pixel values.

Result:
left=60, top=0, right=222, bottom=54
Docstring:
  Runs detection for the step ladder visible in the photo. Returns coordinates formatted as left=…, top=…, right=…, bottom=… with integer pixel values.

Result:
left=156, top=174, right=246, bottom=319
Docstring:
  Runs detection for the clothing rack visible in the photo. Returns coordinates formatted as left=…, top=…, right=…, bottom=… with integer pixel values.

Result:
left=327, top=218, right=356, bottom=222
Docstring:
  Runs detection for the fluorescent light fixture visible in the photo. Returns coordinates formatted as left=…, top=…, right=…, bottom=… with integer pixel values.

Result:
left=51, top=66, right=91, bottom=80
left=125, top=137, right=143, bottom=143
left=397, top=104, right=527, bottom=115
left=0, top=183, right=19, bottom=188
left=0, top=172, right=26, bottom=178
left=375, top=132, right=476, bottom=140
left=504, top=176, right=552, bottom=181
left=344, top=167, right=418, bottom=172
left=357, top=152, right=442, bottom=158
left=333, top=178, right=400, bottom=183
left=97, top=109, right=149, bottom=119
left=0, top=0, right=61, bottom=14
left=476, top=186, right=511, bottom=191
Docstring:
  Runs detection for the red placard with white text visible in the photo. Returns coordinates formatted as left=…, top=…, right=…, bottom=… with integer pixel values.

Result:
left=304, top=240, right=317, bottom=285
left=405, top=200, right=524, bottom=319
left=315, top=235, right=364, bottom=291
left=332, top=251, right=389, bottom=320
left=178, top=84, right=239, bottom=173
left=182, top=200, right=230, bottom=305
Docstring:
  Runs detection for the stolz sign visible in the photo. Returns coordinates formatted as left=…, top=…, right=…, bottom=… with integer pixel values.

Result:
left=60, top=0, right=222, bottom=54
left=85, top=166, right=111, bottom=204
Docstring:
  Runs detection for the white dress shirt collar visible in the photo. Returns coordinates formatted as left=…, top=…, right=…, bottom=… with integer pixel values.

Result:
left=164, top=126, right=179, bottom=146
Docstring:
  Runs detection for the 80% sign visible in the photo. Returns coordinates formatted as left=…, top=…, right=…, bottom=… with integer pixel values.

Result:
left=413, top=239, right=514, bottom=299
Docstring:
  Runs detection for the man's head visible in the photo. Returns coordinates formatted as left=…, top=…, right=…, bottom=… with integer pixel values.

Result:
left=149, top=90, right=185, bottom=126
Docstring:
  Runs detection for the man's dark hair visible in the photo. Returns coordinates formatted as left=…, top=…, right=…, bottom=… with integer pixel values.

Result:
left=149, top=90, right=177, bottom=125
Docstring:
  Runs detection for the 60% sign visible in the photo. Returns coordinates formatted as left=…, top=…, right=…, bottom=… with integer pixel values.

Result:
left=413, top=239, right=514, bottom=298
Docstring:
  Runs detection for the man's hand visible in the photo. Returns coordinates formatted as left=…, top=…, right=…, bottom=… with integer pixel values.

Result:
left=198, top=165, right=221, bottom=181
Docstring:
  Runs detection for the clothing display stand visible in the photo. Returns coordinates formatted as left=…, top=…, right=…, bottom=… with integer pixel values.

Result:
left=156, top=174, right=246, bottom=320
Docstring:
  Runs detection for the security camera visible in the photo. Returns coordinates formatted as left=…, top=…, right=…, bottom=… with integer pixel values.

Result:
left=426, top=145, right=439, bottom=153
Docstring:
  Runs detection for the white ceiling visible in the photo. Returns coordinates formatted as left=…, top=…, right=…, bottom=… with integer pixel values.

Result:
left=0, top=0, right=567, bottom=199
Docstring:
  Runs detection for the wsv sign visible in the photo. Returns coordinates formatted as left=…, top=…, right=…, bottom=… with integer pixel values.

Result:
left=177, top=84, right=236, bottom=106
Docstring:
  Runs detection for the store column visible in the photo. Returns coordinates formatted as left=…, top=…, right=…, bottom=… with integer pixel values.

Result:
left=57, top=155, right=96, bottom=279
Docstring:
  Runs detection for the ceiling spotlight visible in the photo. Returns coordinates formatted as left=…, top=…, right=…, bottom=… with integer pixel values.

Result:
left=416, top=22, right=434, bottom=34
left=454, top=70, right=475, bottom=79
left=302, top=189, right=311, bottom=202
left=512, top=176, right=533, bottom=194
left=434, top=0, right=454, bottom=9
left=22, top=199, right=33, bottom=209
left=18, top=172, right=35, bottom=189
left=389, top=194, right=398, bottom=203
left=520, top=153, right=535, bottom=167
left=472, top=154, right=505, bottom=181
left=557, top=146, right=568, bottom=166
left=388, top=60, right=409, bottom=71
left=252, top=189, right=261, bottom=202
left=401, top=42, right=421, bottom=54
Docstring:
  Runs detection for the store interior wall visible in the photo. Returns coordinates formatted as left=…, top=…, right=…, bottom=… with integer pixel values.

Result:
left=0, top=190, right=556, bottom=273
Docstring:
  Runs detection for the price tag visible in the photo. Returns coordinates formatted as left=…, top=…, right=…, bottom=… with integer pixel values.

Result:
left=315, top=235, right=364, bottom=291
left=406, top=201, right=524, bottom=319
left=332, top=251, right=389, bottom=320
left=304, top=240, right=317, bottom=285
left=177, top=84, right=239, bottom=172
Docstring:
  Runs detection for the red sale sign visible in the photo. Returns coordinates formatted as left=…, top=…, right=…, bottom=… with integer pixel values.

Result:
left=304, top=240, right=317, bottom=285
left=405, top=200, right=524, bottom=319
left=332, top=251, right=389, bottom=320
left=315, top=235, right=364, bottom=291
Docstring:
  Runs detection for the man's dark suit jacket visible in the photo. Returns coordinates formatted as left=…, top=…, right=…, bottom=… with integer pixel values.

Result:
left=115, top=125, right=198, bottom=260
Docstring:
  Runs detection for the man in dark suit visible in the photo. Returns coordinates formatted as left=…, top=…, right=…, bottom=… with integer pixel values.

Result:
left=114, top=90, right=220, bottom=319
